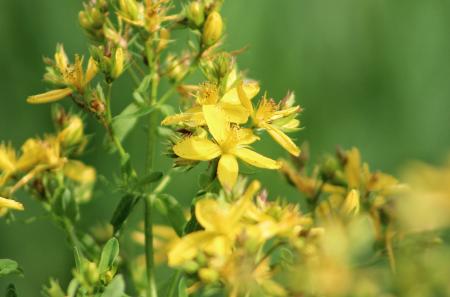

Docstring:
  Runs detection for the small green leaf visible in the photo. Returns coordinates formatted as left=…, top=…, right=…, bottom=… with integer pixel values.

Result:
left=110, top=194, right=139, bottom=233
left=73, top=248, right=83, bottom=273
left=113, top=104, right=156, bottom=121
left=0, top=259, right=22, bottom=277
left=5, top=284, right=18, bottom=297
left=101, top=275, right=125, bottom=297
left=178, top=277, right=188, bottom=297
left=157, top=194, right=187, bottom=237
left=112, top=103, right=140, bottom=143
left=98, top=238, right=120, bottom=274
left=135, top=171, right=163, bottom=189
left=52, top=188, right=79, bottom=222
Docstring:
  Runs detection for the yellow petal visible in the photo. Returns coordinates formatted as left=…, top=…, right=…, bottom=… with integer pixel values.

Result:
left=27, top=88, right=72, bottom=104
left=218, top=102, right=249, bottom=124
left=161, top=108, right=205, bottom=126
left=237, top=128, right=259, bottom=145
left=0, top=197, right=24, bottom=211
left=272, top=105, right=300, bottom=120
left=222, top=81, right=260, bottom=105
left=85, top=57, right=98, bottom=83
left=264, top=124, right=300, bottom=156
left=202, top=104, right=230, bottom=144
left=173, top=137, right=221, bottom=161
left=217, top=154, right=239, bottom=190
left=196, top=198, right=232, bottom=232
left=234, top=147, right=280, bottom=169
left=341, top=189, right=360, bottom=215
left=228, top=180, right=261, bottom=226
left=237, top=82, right=254, bottom=113
left=168, top=231, right=219, bottom=266
left=345, top=148, right=361, bottom=189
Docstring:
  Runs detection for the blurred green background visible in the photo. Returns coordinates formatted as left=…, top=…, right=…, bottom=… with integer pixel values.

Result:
left=1, top=0, right=450, bottom=295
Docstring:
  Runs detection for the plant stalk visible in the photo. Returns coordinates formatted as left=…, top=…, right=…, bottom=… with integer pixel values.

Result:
left=144, top=40, right=160, bottom=297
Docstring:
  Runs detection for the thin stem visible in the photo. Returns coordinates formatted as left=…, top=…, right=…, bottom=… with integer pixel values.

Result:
left=166, top=270, right=182, bottom=297
left=144, top=34, right=160, bottom=297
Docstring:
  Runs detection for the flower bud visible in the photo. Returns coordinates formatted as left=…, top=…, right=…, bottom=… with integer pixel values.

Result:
left=111, top=47, right=125, bottom=79
left=341, top=189, right=360, bottom=216
left=198, top=267, right=219, bottom=283
left=157, top=28, right=171, bottom=52
left=186, top=1, right=205, bottom=28
left=166, top=54, right=188, bottom=82
left=118, top=0, right=139, bottom=21
left=202, top=11, right=223, bottom=46
left=58, top=116, right=85, bottom=148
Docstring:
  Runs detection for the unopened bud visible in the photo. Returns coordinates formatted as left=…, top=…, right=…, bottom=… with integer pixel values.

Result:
left=202, top=11, right=223, bottom=46
left=157, top=28, right=170, bottom=52
left=58, top=116, right=84, bottom=148
left=186, top=1, right=205, bottom=27
left=111, top=47, right=125, bottom=79
left=118, top=0, right=139, bottom=21
left=341, top=189, right=360, bottom=216
left=198, top=268, right=219, bottom=283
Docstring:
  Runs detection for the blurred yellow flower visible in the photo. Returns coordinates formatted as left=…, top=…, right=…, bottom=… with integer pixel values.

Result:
left=168, top=181, right=260, bottom=266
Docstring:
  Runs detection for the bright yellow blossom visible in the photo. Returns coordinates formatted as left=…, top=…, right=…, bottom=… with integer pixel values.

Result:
left=27, top=44, right=97, bottom=104
left=162, top=81, right=259, bottom=127
left=238, top=84, right=301, bottom=156
left=168, top=181, right=261, bottom=266
left=173, top=106, right=280, bottom=189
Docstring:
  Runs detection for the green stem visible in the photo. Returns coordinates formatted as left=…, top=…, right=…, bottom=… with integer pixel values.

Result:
left=144, top=38, right=160, bottom=297
left=166, top=270, right=182, bottom=297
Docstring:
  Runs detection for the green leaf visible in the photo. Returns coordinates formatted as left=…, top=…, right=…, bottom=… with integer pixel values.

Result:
left=101, top=275, right=125, bottom=297
left=112, top=103, right=140, bottom=143
left=5, top=284, right=18, bottom=297
left=98, top=238, right=120, bottom=274
left=52, top=188, right=79, bottom=222
left=156, top=194, right=187, bottom=237
left=178, top=277, right=188, bottom=297
left=110, top=194, right=139, bottom=234
left=0, top=259, right=22, bottom=277
left=73, top=248, right=83, bottom=273
left=134, top=171, right=163, bottom=189
left=113, top=104, right=156, bottom=121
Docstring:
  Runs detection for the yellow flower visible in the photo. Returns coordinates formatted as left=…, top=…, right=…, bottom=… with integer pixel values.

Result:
left=238, top=84, right=301, bottom=156
left=133, top=225, right=179, bottom=265
left=27, top=44, right=98, bottom=104
left=168, top=181, right=261, bottom=266
left=0, top=196, right=24, bottom=217
left=0, top=143, right=17, bottom=186
left=161, top=81, right=259, bottom=127
left=173, top=105, right=280, bottom=189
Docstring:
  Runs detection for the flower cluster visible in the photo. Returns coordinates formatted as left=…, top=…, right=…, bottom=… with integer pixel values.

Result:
left=162, top=71, right=302, bottom=190
left=0, top=107, right=95, bottom=217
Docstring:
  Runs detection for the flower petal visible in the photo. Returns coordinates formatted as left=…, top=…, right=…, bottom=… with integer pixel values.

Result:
left=235, top=147, right=280, bottom=169
left=196, top=198, right=232, bottom=232
left=27, top=88, right=72, bottom=104
left=222, top=81, right=260, bottom=105
left=202, top=104, right=230, bottom=144
left=219, top=102, right=249, bottom=124
left=237, top=82, right=254, bottom=113
left=85, top=57, right=98, bottom=84
left=217, top=154, right=239, bottom=190
left=264, top=124, right=300, bottom=156
left=0, top=197, right=24, bottom=211
left=173, top=137, right=221, bottom=161
left=168, top=231, right=219, bottom=266
left=237, top=128, right=259, bottom=145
